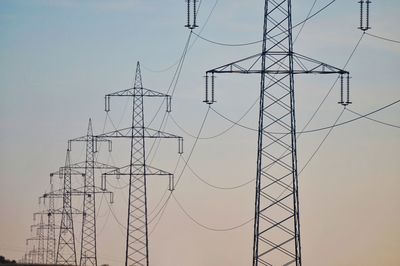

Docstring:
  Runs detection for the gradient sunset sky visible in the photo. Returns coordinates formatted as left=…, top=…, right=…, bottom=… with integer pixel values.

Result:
left=0, top=1, right=399, bottom=265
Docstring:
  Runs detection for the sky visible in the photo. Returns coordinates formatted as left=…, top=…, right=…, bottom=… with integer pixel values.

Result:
left=0, top=0, right=399, bottom=265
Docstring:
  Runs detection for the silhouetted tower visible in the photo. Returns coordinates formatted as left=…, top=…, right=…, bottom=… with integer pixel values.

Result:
left=101, top=62, right=183, bottom=266
left=45, top=182, right=57, bottom=265
left=204, top=1, right=351, bottom=265
left=68, top=119, right=114, bottom=266
left=28, top=212, right=46, bottom=264
left=45, top=147, right=113, bottom=266
left=35, top=213, right=46, bottom=264
left=56, top=150, right=78, bottom=265
left=29, top=246, right=37, bottom=264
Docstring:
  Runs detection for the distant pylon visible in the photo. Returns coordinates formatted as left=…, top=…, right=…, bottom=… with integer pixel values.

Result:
left=46, top=182, right=57, bottom=264
left=101, top=61, right=183, bottom=266
left=204, top=1, right=351, bottom=265
left=56, top=150, right=77, bottom=265
left=27, top=212, right=46, bottom=264
left=68, top=119, right=114, bottom=266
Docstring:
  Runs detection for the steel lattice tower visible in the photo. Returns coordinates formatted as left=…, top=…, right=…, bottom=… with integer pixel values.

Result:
left=68, top=119, right=114, bottom=266
left=56, top=150, right=78, bottom=265
left=27, top=212, right=46, bottom=264
left=46, top=182, right=57, bottom=265
left=79, top=120, right=97, bottom=266
left=36, top=213, right=46, bottom=264
left=101, top=62, right=183, bottom=266
left=204, top=1, right=351, bottom=265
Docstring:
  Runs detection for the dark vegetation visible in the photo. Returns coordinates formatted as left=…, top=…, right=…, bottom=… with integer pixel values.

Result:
left=0, top=255, right=16, bottom=264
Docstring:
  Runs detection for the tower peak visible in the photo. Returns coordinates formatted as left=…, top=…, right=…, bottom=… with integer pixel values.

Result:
left=134, top=61, right=143, bottom=88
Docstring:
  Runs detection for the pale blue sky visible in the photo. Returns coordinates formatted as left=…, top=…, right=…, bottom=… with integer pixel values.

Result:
left=0, top=1, right=399, bottom=265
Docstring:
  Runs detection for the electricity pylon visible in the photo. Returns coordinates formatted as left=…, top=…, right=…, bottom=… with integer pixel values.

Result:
left=27, top=212, right=46, bottom=264
left=46, top=146, right=115, bottom=266
left=46, top=182, right=57, bottom=265
left=56, top=150, right=79, bottom=265
left=100, top=62, right=183, bottom=266
left=31, top=193, right=58, bottom=265
left=68, top=119, right=114, bottom=266
left=204, top=1, right=351, bottom=265
left=40, top=179, right=63, bottom=264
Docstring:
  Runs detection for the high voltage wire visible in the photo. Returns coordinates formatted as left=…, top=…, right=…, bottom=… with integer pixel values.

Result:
left=115, top=1, right=221, bottom=237
left=207, top=32, right=366, bottom=135
left=172, top=193, right=253, bottom=232
left=182, top=155, right=255, bottom=190
left=131, top=1, right=367, bottom=235
left=176, top=97, right=400, bottom=195
left=137, top=108, right=211, bottom=235
left=302, top=99, right=400, bottom=133
left=345, top=108, right=400, bottom=129
left=167, top=0, right=333, bottom=142
left=298, top=107, right=346, bottom=175
left=23, top=0, right=399, bottom=262
left=141, top=0, right=217, bottom=74
left=192, top=0, right=336, bottom=47
left=366, top=32, right=400, bottom=44
left=168, top=108, right=347, bottom=232
left=159, top=26, right=397, bottom=231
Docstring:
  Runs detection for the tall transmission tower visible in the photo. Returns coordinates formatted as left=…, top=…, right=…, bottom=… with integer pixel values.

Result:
left=204, top=1, right=351, bottom=265
left=56, top=150, right=78, bottom=265
left=100, top=62, right=183, bottom=266
left=68, top=119, right=114, bottom=266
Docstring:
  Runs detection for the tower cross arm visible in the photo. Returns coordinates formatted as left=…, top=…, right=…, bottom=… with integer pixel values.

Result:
left=50, top=168, right=84, bottom=178
left=102, top=164, right=175, bottom=191
left=206, top=52, right=349, bottom=75
left=106, top=87, right=170, bottom=98
left=97, top=127, right=183, bottom=153
left=99, top=127, right=183, bottom=139
left=67, top=161, right=119, bottom=170
left=68, top=135, right=112, bottom=153
left=102, top=164, right=173, bottom=176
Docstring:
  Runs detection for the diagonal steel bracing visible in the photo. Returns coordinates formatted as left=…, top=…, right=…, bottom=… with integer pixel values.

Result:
left=203, top=1, right=351, bottom=265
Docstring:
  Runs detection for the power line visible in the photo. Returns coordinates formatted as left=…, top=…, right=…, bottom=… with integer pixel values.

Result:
left=176, top=22, right=365, bottom=141
left=192, top=0, right=336, bottom=47
left=345, top=108, right=400, bottom=129
left=169, top=108, right=345, bottom=231
left=181, top=155, right=254, bottom=190
left=366, top=32, right=400, bottom=44
left=172, top=193, right=253, bottom=232
left=302, top=99, right=400, bottom=133
left=299, top=107, right=346, bottom=175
